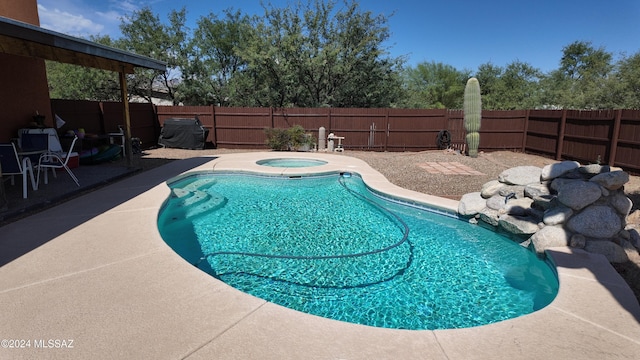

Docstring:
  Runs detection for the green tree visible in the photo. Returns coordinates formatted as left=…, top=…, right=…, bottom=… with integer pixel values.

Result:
left=401, top=61, right=470, bottom=108
left=608, top=51, right=640, bottom=109
left=46, top=35, right=121, bottom=101
left=119, top=7, right=188, bottom=104
left=560, top=41, right=612, bottom=80
left=180, top=9, right=253, bottom=106
left=495, top=61, right=542, bottom=109
left=474, top=61, right=541, bottom=109
left=236, top=0, right=404, bottom=107
left=474, top=62, right=502, bottom=109
left=542, top=41, right=614, bottom=109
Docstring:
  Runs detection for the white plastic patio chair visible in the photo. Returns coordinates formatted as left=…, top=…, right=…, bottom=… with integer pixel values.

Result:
left=37, top=135, right=79, bottom=187
left=0, top=143, right=39, bottom=198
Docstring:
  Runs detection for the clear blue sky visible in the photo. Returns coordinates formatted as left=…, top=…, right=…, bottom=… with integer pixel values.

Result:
left=37, top=0, right=640, bottom=73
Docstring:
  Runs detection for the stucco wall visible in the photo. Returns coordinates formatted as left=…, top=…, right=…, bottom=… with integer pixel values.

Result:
left=0, top=0, right=54, bottom=141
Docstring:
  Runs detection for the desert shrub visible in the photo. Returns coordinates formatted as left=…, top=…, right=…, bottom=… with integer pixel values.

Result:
left=264, top=128, right=291, bottom=151
left=265, top=125, right=315, bottom=151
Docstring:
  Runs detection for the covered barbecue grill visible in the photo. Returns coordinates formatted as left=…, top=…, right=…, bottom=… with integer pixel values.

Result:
left=158, top=117, right=209, bottom=149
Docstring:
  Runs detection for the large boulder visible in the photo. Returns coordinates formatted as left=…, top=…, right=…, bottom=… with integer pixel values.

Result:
left=479, top=208, right=500, bottom=227
left=456, top=161, right=635, bottom=263
left=498, top=185, right=525, bottom=199
left=566, top=205, right=623, bottom=239
left=556, top=181, right=602, bottom=210
left=498, top=166, right=542, bottom=186
left=498, top=214, right=540, bottom=235
left=610, top=192, right=633, bottom=217
left=529, top=225, right=570, bottom=254
left=579, top=164, right=610, bottom=176
left=480, top=180, right=504, bottom=198
left=541, top=161, right=580, bottom=181
left=504, top=198, right=534, bottom=216
left=584, top=240, right=629, bottom=263
left=590, top=171, right=629, bottom=190
left=524, top=183, right=551, bottom=199
left=543, top=206, right=573, bottom=226
left=532, top=195, right=557, bottom=211
left=550, top=177, right=580, bottom=192
left=486, top=195, right=506, bottom=211
left=458, top=192, right=485, bottom=216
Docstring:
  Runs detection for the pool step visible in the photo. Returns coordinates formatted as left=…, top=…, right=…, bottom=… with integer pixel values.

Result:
left=182, top=178, right=215, bottom=192
left=184, top=192, right=227, bottom=219
left=165, top=188, right=227, bottom=229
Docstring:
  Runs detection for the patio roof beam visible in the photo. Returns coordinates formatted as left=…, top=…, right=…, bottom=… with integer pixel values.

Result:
left=0, top=16, right=165, bottom=73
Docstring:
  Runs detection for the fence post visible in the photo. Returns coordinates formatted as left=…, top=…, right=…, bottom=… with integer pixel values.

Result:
left=384, top=109, right=390, bottom=152
left=270, top=107, right=274, bottom=129
left=211, top=105, right=217, bottom=147
left=522, top=109, right=530, bottom=152
left=608, top=109, right=622, bottom=166
left=556, top=108, right=567, bottom=160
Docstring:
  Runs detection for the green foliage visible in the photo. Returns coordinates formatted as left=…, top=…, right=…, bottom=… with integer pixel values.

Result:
left=401, top=61, right=470, bottom=108
left=464, top=78, right=481, bottom=157
left=474, top=61, right=541, bottom=110
left=539, top=41, right=614, bottom=109
left=288, top=125, right=316, bottom=150
left=46, top=35, right=120, bottom=101
left=560, top=41, right=612, bottom=80
left=611, top=51, right=640, bottom=109
left=264, top=125, right=315, bottom=151
left=235, top=0, right=404, bottom=107
left=119, top=7, right=188, bottom=104
left=264, top=128, right=291, bottom=151
left=180, top=9, right=253, bottom=106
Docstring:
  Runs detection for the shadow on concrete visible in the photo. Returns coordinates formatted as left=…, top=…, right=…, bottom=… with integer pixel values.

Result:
left=0, top=156, right=215, bottom=266
left=547, top=248, right=640, bottom=324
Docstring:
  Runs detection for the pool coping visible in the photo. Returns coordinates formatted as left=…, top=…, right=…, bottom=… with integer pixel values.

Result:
left=0, top=152, right=638, bottom=359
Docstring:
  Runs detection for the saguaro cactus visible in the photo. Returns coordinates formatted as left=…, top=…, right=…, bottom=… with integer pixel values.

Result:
left=464, top=77, right=482, bottom=158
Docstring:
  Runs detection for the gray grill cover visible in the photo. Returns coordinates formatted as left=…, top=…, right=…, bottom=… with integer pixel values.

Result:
left=158, top=118, right=209, bottom=149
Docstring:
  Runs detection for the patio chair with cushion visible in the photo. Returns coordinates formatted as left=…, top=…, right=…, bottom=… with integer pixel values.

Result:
left=0, top=143, right=39, bottom=199
left=19, top=133, right=49, bottom=163
left=37, top=135, right=79, bottom=187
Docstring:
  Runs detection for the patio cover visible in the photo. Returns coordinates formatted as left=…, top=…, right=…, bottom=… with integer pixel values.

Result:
left=0, top=15, right=166, bottom=167
left=0, top=16, right=165, bottom=73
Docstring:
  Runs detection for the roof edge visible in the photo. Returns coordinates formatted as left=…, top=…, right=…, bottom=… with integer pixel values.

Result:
left=0, top=16, right=166, bottom=72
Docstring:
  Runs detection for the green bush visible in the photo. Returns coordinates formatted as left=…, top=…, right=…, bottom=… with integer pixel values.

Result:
left=264, top=128, right=291, bottom=151
left=265, top=125, right=316, bottom=151
left=287, top=125, right=307, bottom=150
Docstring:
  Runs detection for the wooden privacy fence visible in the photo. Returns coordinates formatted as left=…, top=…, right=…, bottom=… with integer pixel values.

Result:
left=49, top=100, right=640, bottom=173
left=51, top=99, right=158, bottom=147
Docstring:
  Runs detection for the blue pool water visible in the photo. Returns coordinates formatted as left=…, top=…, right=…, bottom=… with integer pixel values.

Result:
left=158, top=172, right=558, bottom=330
left=256, top=158, right=328, bottom=167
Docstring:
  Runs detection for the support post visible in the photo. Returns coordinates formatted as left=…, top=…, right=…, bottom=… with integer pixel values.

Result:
left=119, top=68, right=133, bottom=168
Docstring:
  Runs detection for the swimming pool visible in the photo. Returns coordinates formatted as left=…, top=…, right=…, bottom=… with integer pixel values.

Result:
left=158, top=171, right=558, bottom=330
left=256, top=158, right=328, bottom=167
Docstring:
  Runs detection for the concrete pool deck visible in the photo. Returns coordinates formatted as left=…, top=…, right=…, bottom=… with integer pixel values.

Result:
left=0, top=152, right=639, bottom=359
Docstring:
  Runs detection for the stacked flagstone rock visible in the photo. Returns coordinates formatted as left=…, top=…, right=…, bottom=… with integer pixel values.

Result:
left=458, top=161, right=640, bottom=263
